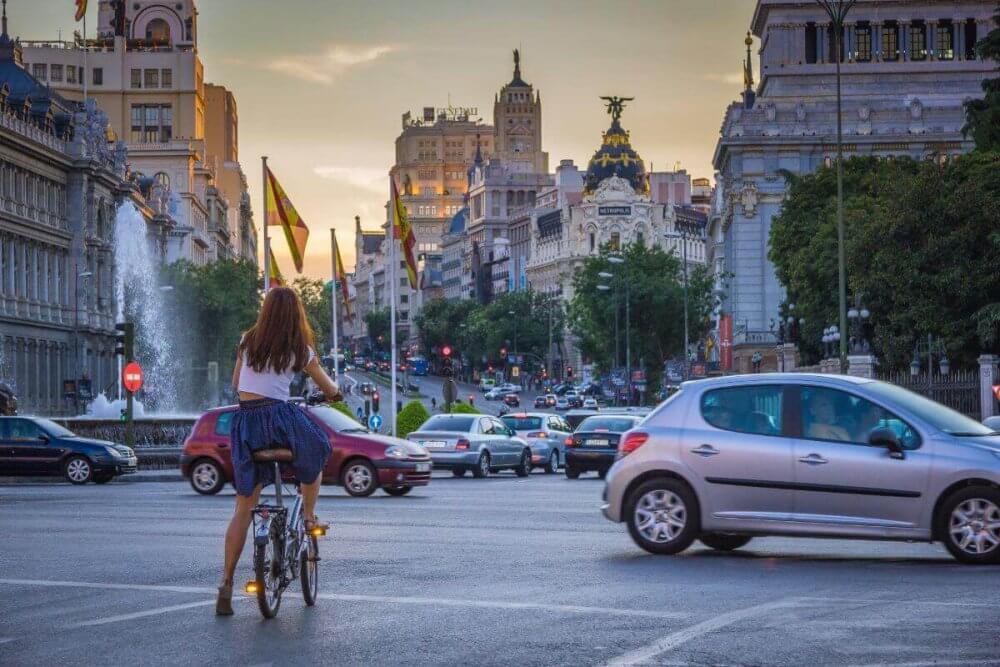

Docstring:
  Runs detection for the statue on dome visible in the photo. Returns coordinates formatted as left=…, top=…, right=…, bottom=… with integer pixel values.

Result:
left=600, top=96, right=634, bottom=124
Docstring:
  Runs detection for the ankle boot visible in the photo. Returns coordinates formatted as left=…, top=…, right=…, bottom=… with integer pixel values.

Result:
left=216, top=583, right=234, bottom=616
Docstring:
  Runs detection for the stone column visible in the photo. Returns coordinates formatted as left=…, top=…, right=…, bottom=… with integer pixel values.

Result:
left=927, top=20, right=937, bottom=60
left=781, top=343, right=798, bottom=372
left=980, top=355, right=999, bottom=420
left=872, top=22, right=881, bottom=61
left=847, top=354, right=876, bottom=379
left=900, top=21, right=910, bottom=61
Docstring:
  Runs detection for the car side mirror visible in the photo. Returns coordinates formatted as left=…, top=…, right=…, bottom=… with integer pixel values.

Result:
left=38, top=432, right=49, bottom=442
left=869, top=427, right=904, bottom=459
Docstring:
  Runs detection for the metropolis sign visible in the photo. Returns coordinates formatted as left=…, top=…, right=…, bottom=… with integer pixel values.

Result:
left=423, top=105, right=479, bottom=122
left=598, top=206, right=631, bottom=216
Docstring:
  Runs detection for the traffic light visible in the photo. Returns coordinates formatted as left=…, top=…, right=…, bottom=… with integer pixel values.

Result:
left=372, top=390, right=380, bottom=413
left=441, top=345, right=452, bottom=357
left=115, top=322, right=134, bottom=361
left=441, top=345, right=454, bottom=377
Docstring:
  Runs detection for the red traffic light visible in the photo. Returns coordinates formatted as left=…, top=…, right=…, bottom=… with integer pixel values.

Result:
left=442, top=345, right=452, bottom=357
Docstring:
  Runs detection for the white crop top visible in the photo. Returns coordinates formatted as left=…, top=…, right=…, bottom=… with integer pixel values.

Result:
left=237, top=346, right=315, bottom=401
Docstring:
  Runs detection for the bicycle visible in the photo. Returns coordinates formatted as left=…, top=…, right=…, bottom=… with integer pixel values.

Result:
left=245, top=393, right=330, bottom=619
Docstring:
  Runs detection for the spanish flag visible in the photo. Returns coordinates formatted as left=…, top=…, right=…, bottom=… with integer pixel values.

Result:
left=333, top=230, right=352, bottom=319
left=74, top=0, right=87, bottom=22
left=268, top=242, right=286, bottom=287
left=265, top=166, right=309, bottom=273
left=390, top=179, right=418, bottom=289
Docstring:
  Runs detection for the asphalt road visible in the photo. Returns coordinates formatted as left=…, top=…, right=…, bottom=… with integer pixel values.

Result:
left=2, top=473, right=999, bottom=666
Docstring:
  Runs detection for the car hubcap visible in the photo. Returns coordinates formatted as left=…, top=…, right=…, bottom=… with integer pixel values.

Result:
left=480, top=456, right=489, bottom=476
left=193, top=463, right=218, bottom=490
left=551, top=452, right=558, bottom=470
left=949, top=498, right=1000, bottom=555
left=67, top=459, right=89, bottom=482
left=346, top=465, right=372, bottom=493
left=635, top=489, right=686, bottom=544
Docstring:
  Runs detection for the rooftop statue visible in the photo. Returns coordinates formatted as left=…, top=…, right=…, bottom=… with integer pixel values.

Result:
left=600, top=96, right=634, bottom=124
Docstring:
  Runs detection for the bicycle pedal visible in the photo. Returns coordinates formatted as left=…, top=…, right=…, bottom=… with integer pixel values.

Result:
left=308, top=526, right=327, bottom=537
left=245, top=580, right=259, bottom=594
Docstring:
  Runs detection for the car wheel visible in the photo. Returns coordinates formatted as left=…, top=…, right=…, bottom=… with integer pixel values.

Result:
left=565, top=465, right=580, bottom=479
left=452, top=468, right=466, bottom=478
left=472, top=452, right=490, bottom=479
left=189, top=458, right=225, bottom=495
left=598, top=469, right=608, bottom=479
left=625, top=478, right=700, bottom=555
left=937, top=486, right=1000, bottom=565
left=63, top=456, right=93, bottom=484
left=341, top=459, right=378, bottom=497
left=93, top=473, right=115, bottom=485
left=515, top=450, right=531, bottom=477
left=544, top=450, right=559, bottom=474
left=699, top=533, right=753, bottom=552
left=383, top=485, right=412, bottom=496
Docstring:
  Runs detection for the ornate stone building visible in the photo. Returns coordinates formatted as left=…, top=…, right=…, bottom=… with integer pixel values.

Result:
left=710, top=0, right=995, bottom=373
left=0, top=20, right=149, bottom=415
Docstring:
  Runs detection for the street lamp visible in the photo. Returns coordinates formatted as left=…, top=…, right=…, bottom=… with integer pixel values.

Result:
left=911, top=334, right=949, bottom=394
left=73, top=269, right=94, bottom=405
left=606, top=254, right=631, bottom=403
left=666, top=228, right=692, bottom=375
left=816, top=0, right=856, bottom=374
left=847, top=295, right=871, bottom=354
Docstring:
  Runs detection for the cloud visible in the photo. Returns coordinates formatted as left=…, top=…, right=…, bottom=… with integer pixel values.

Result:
left=313, top=166, right=389, bottom=194
left=702, top=72, right=744, bottom=86
left=265, top=44, right=396, bottom=85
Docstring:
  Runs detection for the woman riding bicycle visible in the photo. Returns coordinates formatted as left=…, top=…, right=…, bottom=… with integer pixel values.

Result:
left=217, top=286, right=340, bottom=616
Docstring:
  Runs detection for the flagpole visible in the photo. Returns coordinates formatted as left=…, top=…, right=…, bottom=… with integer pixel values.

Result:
left=81, top=13, right=88, bottom=103
left=388, top=184, right=398, bottom=436
left=330, top=228, right=340, bottom=385
left=262, top=156, right=270, bottom=291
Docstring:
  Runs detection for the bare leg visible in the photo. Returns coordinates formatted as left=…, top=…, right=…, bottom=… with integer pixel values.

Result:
left=301, top=474, right=322, bottom=523
left=222, top=484, right=262, bottom=585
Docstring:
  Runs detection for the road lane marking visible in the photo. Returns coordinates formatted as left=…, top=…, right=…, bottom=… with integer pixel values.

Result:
left=799, top=596, right=996, bottom=608
left=602, top=598, right=804, bottom=666
left=316, top=593, right=687, bottom=620
left=64, top=599, right=217, bottom=628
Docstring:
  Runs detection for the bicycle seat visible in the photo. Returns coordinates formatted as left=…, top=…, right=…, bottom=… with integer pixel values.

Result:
left=252, top=448, right=294, bottom=463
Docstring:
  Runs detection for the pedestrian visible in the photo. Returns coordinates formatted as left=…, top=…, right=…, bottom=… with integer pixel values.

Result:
left=356, top=405, right=364, bottom=420
left=431, top=397, right=437, bottom=411
left=216, top=286, right=341, bottom=616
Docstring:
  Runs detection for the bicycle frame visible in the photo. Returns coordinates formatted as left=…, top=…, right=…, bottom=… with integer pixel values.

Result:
left=252, top=462, right=304, bottom=586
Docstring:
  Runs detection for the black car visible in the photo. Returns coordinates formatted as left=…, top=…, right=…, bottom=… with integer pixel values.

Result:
left=359, top=382, right=376, bottom=395
left=564, top=414, right=643, bottom=479
left=0, top=417, right=137, bottom=484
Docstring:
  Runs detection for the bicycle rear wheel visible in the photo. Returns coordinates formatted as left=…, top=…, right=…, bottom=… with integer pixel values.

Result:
left=254, top=531, right=283, bottom=618
left=300, top=535, right=319, bottom=606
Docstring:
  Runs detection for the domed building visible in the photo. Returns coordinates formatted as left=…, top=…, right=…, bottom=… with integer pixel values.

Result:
left=582, top=97, right=649, bottom=197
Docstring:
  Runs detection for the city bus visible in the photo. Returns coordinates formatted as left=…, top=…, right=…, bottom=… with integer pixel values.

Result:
left=408, top=356, right=429, bottom=376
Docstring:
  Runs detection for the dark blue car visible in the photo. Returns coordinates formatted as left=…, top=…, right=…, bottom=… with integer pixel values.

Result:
left=0, top=417, right=137, bottom=484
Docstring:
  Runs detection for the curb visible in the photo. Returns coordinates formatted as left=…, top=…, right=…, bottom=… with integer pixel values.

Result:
left=0, top=471, right=184, bottom=484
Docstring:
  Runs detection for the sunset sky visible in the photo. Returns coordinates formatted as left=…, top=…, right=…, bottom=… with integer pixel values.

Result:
left=20, top=0, right=757, bottom=278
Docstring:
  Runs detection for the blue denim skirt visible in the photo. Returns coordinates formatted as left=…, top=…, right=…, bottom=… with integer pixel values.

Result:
left=230, top=398, right=332, bottom=497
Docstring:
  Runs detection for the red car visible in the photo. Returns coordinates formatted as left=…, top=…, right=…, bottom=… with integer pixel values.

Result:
left=180, top=404, right=431, bottom=497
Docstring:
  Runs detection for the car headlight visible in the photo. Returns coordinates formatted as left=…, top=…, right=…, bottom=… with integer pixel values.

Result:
left=385, top=445, right=409, bottom=459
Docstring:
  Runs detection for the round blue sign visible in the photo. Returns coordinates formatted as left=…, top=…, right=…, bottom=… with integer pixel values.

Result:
left=368, top=414, right=383, bottom=431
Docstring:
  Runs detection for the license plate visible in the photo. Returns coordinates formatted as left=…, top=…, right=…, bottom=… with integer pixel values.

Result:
left=415, top=463, right=430, bottom=472
left=588, top=439, right=609, bottom=447
left=127, top=457, right=137, bottom=466
left=422, top=441, right=446, bottom=448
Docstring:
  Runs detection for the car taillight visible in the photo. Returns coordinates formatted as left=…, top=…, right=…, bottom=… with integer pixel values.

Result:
left=619, top=431, right=649, bottom=456
left=564, top=436, right=576, bottom=447
left=527, top=432, right=548, bottom=438
left=455, top=438, right=470, bottom=450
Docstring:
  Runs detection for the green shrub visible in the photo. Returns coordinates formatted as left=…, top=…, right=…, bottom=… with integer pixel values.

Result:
left=329, top=401, right=359, bottom=423
left=449, top=402, right=480, bottom=415
left=396, top=400, right=430, bottom=438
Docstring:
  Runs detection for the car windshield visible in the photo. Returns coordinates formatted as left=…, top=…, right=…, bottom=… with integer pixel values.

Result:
left=37, top=419, right=76, bottom=438
left=864, top=382, right=996, bottom=436
left=421, top=415, right=475, bottom=432
left=308, top=406, right=368, bottom=433
left=576, top=416, right=638, bottom=433
left=501, top=416, right=542, bottom=430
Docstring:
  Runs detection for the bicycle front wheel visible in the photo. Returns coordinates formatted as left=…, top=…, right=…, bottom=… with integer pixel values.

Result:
left=300, top=535, right=319, bottom=606
left=254, top=534, right=283, bottom=618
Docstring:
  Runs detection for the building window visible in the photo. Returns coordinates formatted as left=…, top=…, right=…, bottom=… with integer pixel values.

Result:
left=161, top=68, right=172, bottom=88
left=32, top=63, right=47, bottom=80
left=93, top=67, right=103, bottom=85
left=131, top=68, right=142, bottom=88
left=965, top=20, right=978, bottom=60
left=935, top=21, right=954, bottom=60
left=909, top=21, right=927, bottom=60
left=146, top=18, right=171, bottom=42
left=131, top=104, right=173, bottom=143
left=154, top=172, right=170, bottom=188
left=67, top=65, right=77, bottom=84
left=855, top=23, right=872, bottom=62
left=827, top=25, right=845, bottom=63
left=144, top=69, right=159, bottom=89
left=589, top=232, right=596, bottom=253
left=636, top=231, right=645, bottom=246
left=881, top=22, right=899, bottom=61
left=50, top=64, right=63, bottom=83
left=804, top=23, right=818, bottom=63
left=609, top=232, right=620, bottom=251
left=399, top=277, right=408, bottom=287
left=400, top=294, right=408, bottom=304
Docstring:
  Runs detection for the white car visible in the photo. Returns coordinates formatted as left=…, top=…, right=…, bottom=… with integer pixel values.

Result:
left=582, top=397, right=599, bottom=409
left=555, top=397, right=571, bottom=410
left=485, top=388, right=504, bottom=400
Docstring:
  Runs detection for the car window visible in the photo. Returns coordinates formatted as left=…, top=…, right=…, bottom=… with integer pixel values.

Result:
left=5, top=419, right=43, bottom=441
left=863, top=381, right=995, bottom=437
left=576, top=416, right=639, bottom=433
left=701, top=385, right=783, bottom=437
left=479, top=418, right=495, bottom=435
left=422, top=415, right=475, bottom=432
left=801, top=386, right=921, bottom=449
left=547, top=417, right=564, bottom=432
left=502, top=416, right=542, bottom=431
left=490, top=418, right=511, bottom=435
left=214, top=411, right=235, bottom=436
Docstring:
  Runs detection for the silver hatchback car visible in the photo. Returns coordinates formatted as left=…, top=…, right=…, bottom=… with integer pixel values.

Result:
left=602, top=374, right=1000, bottom=564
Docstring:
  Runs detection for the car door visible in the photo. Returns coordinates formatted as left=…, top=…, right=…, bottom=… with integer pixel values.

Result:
left=6, top=419, right=59, bottom=474
left=791, top=385, right=930, bottom=529
left=682, top=384, right=796, bottom=523
left=0, top=418, right=15, bottom=473
left=547, top=416, right=568, bottom=454
left=477, top=417, right=499, bottom=461
left=492, top=417, right=519, bottom=464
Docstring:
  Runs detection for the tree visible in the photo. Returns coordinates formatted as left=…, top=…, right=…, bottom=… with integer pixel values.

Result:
left=568, top=242, right=716, bottom=391
left=413, top=298, right=478, bottom=359
left=396, top=400, right=430, bottom=438
left=364, top=308, right=390, bottom=354
left=293, top=278, right=332, bottom=353
left=769, top=154, right=1000, bottom=370
left=964, top=3, right=1000, bottom=151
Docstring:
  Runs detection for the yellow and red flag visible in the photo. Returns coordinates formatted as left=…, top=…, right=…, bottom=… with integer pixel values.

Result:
left=390, top=179, right=418, bottom=289
left=265, top=166, right=309, bottom=273
left=333, top=230, right=352, bottom=319
left=268, top=245, right=286, bottom=287
left=74, top=0, right=88, bottom=22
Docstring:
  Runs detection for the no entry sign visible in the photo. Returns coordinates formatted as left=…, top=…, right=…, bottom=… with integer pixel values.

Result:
left=122, top=362, right=143, bottom=393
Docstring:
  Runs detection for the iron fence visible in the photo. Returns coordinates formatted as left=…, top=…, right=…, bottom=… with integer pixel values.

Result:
left=876, top=369, right=981, bottom=421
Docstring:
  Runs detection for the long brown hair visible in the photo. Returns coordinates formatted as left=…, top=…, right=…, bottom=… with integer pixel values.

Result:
left=239, top=287, right=315, bottom=373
